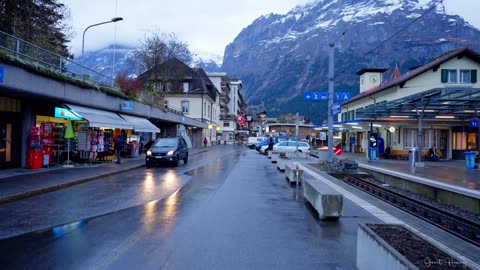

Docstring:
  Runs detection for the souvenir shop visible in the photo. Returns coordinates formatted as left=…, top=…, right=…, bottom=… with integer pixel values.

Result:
left=28, top=104, right=161, bottom=168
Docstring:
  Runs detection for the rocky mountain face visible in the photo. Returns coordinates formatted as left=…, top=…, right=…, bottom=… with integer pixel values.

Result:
left=222, top=0, right=480, bottom=123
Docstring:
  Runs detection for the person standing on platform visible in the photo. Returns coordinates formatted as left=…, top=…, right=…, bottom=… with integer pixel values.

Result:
left=115, top=133, right=125, bottom=164
left=203, top=137, right=208, bottom=148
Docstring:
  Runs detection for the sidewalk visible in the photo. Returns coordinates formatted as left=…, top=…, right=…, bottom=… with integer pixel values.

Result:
left=0, top=147, right=208, bottom=205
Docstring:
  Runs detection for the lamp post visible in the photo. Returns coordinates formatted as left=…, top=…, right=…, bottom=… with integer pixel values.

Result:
left=82, top=17, right=123, bottom=55
left=259, top=111, right=267, bottom=136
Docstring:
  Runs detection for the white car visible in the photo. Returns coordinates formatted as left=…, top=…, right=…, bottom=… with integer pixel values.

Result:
left=259, top=145, right=269, bottom=154
left=272, top=141, right=311, bottom=153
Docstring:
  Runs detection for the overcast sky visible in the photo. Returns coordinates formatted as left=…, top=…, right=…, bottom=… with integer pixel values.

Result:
left=65, top=0, right=480, bottom=59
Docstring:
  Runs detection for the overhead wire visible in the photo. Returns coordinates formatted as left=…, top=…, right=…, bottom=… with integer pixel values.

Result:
left=333, top=0, right=445, bottom=78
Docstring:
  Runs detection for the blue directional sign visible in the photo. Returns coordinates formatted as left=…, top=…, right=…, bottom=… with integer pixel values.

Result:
left=469, top=119, right=479, bottom=128
left=0, top=66, right=4, bottom=82
left=304, top=92, right=350, bottom=101
left=304, top=92, right=328, bottom=101
left=334, top=92, right=351, bottom=101
left=331, top=103, right=341, bottom=115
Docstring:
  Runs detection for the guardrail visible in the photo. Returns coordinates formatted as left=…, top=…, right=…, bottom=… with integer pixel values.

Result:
left=0, top=30, right=117, bottom=88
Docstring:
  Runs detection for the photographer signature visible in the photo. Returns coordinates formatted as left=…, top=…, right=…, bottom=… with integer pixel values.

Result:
left=424, top=257, right=467, bottom=269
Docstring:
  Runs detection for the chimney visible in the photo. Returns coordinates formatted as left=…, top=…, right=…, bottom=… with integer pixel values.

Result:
left=356, top=68, right=388, bottom=93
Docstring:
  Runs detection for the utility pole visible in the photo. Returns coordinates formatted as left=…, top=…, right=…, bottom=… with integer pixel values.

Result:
left=328, top=43, right=335, bottom=162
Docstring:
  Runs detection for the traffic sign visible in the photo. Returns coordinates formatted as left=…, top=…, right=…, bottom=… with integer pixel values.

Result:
left=334, top=145, right=342, bottom=156
left=0, top=66, right=4, bottom=82
left=304, top=92, right=350, bottom=101
left=331, top=103, right=341, bottom=115
left=334, top=92, right=350, bottom=101
left=469, top=119, right=479, bottom=128
left=304, top=92, right=328, bottom=100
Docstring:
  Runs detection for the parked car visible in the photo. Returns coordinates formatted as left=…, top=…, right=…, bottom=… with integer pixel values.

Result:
left=255, top=139, right=269, bottom=152
left=146, top=137, right=189, bottom=167
left=272, top=141, right=311, bottom=153
left=257, top=136, right=296, bottom=154
left=246, top=136, right=267, bottom=149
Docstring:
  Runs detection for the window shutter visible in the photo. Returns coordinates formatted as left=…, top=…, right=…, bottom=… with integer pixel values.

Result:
left=471, top=70, right=477, bottom=83
left=441, top=69, right=448, bottom=83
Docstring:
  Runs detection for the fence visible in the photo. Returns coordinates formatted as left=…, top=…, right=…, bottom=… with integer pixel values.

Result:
left=0, top=30, right=117, bottom=88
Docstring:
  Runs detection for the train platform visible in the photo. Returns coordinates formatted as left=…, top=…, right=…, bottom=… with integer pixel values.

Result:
left=337, top=152, right=480, bottom=190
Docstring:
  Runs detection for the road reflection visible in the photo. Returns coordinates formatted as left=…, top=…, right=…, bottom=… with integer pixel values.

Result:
left=142, top=170, right=180, bottom=231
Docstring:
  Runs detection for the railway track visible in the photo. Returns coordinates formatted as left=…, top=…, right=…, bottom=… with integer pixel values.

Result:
left=342, top=175, right=480, bottom=247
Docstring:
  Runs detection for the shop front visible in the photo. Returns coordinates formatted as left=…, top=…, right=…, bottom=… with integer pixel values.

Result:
left=65, top=104, right=134, bottom=163
left=118, top=113, right=160, bottom=157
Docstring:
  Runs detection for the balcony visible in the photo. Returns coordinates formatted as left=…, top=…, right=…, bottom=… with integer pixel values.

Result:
left=220, top=104, right=230, bottom=114
left=220, top=92, right=231, bottom=103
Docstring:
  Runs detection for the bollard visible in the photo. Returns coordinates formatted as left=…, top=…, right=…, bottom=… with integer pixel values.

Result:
left=409, top=147, right=416, bottom=172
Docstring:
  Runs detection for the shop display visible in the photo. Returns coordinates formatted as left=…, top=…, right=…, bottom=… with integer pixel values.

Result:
left=76, top=128, right=114, bottom=162
left=126, top=135, right=140, bottom=158
left=27, top=127, right=43, bottom=169
left=41, top=123, right=54, bottom=167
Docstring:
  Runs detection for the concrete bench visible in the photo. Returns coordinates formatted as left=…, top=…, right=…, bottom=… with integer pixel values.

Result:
left=276, top=156, right=289, bottom=171
left=285, top=162, right=304, bottom=185
left=303, top=177, right=343, bottom=220
left=268, top=150, right=277, bottom=159
left=285, top=151, right=309, bottom=159
left=271, top=151, right=282, bottom=163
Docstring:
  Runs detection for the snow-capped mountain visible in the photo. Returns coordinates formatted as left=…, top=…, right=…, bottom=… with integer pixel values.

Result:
left=70, top=45, right=224, bottom=81
left=222, top=0, right=480, bottom=122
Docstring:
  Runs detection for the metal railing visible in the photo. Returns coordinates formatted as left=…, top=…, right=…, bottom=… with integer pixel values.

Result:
left=0, top=30, right=117, bottom=88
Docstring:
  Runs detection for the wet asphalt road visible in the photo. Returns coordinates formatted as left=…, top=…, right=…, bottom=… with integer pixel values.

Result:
left=0, top=145, right=377, bottom=269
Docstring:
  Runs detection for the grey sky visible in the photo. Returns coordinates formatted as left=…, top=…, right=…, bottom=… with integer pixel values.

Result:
left=66, top=0, right=480, bottom=59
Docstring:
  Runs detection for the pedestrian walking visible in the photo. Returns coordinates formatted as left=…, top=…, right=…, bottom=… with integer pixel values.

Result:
left=115, top=134, right=125, bottom=164
left=268, top=136, right=274, bottom=151
left=203, top=137, right=208, bottom=148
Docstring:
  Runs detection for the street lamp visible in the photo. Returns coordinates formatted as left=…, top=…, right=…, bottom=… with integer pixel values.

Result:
left=82, top=17, right=123, bottom=55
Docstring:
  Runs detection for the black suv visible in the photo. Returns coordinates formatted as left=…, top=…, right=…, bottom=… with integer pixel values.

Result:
left=146, top=137, right=189, bottom=167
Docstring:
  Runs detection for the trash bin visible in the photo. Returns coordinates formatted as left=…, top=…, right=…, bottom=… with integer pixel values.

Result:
left=370, top=148, right=377, bottom=160
left=409, top=147, right=416, bottom=169
left=464, top=152, right=475, bottom=169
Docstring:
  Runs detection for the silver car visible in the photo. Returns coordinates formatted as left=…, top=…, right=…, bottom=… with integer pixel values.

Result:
left=272, top=141, right=311, bottom=153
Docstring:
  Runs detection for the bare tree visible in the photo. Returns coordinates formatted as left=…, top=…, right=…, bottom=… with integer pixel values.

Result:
left=129, top=31, right=192, bottom=74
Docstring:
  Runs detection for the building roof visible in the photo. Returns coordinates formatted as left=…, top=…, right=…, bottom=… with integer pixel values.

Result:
left=137, top=58, right=218, bottom=100
left=345, top=48, right=480, bottom=105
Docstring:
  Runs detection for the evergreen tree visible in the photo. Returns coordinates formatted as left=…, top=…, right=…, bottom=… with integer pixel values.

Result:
left=0, top=0, right=72, bottom=57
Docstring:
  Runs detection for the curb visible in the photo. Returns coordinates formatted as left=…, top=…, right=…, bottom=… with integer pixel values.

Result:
left=0, top=163, right=145, bottom=205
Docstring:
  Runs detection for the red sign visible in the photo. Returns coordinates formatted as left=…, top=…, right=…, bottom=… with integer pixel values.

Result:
left=334, top=145, right=342, bottom=156
left=236, top=114, right=246, bottom=127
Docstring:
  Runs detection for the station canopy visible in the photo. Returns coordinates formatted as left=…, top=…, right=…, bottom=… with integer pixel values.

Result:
left=354, top=87, right=480, bottom=121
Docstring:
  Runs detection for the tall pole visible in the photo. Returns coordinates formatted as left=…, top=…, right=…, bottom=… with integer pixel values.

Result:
left=328, top=43, right=335, bottom=162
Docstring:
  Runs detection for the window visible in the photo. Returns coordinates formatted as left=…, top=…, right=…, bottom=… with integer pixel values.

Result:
left=403, top=128, right=418, bottom=148
left=183, top=82, right=189, bottom=93
left=441, top=69, right=456, bottom=83
left=460, top=70, right=471, bottom=84
left=181, top=101, right=189, bottom=114
left=460, top=69, right=478, bottom=84
left=223, top=122, right=229, bottom=127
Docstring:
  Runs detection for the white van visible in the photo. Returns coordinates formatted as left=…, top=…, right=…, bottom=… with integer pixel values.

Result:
left=246, top=137, right=267, bottom=149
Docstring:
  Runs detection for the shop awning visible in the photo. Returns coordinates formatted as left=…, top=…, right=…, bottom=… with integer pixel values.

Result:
left=118, top=113, right=160, bottom=133
left=65, top=104, right=133, bottom=130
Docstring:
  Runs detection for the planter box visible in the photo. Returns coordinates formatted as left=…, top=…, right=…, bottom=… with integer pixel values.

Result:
left=357, top=224, right=468, bottom=270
